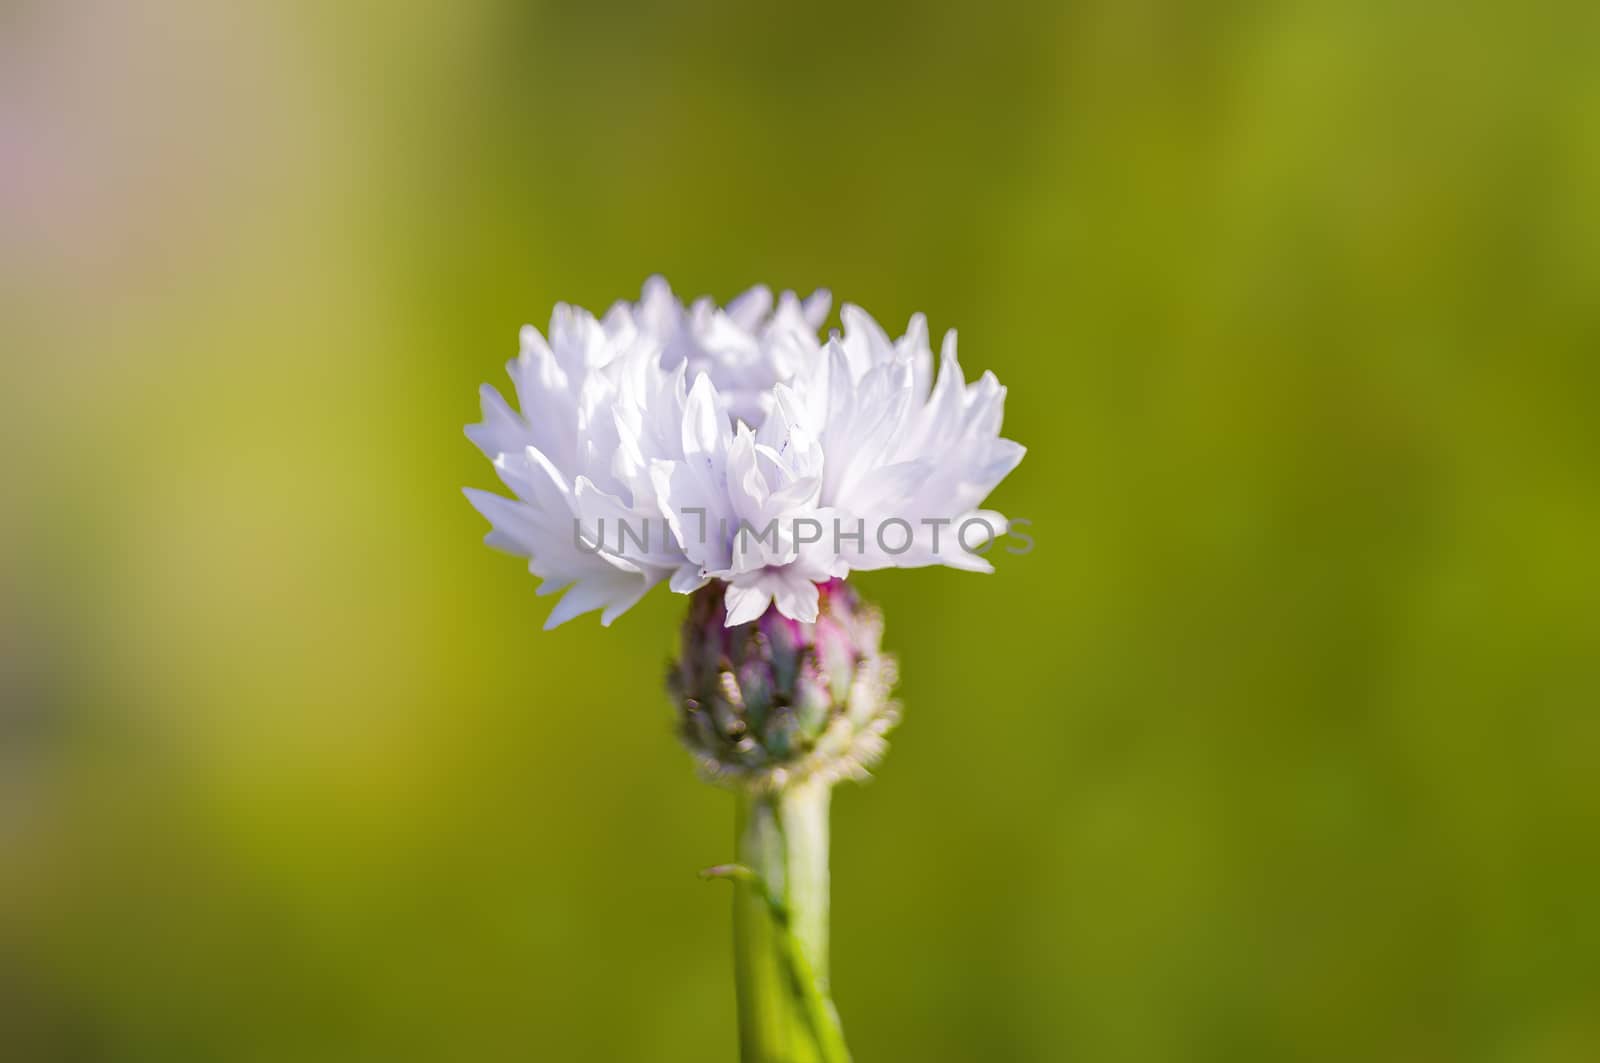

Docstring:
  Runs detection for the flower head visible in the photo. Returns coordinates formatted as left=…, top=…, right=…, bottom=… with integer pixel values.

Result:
left=465, top=277, right=1025, bottom=628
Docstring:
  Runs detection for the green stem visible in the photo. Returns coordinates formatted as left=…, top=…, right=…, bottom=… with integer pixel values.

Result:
left=732, top=779, right=851, bottom=1063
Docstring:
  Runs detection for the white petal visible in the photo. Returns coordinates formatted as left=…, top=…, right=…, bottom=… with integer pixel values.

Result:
left=723, top=583, right=772, bottom=626
left=772, top=577, right=820, bottom=623
left=544, top=576, right=634, bottom=629
left=463, top=488, right=537, bottom=556
left=669, top=563, right=709, bottom=594
left=682, top=373, right=727, bottom=459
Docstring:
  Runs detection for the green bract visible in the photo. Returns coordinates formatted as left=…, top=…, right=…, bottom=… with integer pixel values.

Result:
left=669, top=579, right=899, bottom=793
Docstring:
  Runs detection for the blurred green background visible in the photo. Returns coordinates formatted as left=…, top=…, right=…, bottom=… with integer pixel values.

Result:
left=4, top=1, right=1598, bottom=1060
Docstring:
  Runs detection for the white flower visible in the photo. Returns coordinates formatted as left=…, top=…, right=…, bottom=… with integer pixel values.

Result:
left=465, top=278, right=1025, bottom=628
